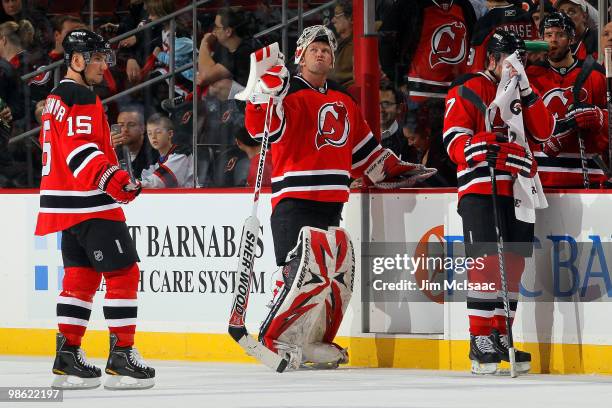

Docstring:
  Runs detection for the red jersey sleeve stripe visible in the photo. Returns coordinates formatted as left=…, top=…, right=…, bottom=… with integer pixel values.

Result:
left=443, top=126, right=473, bottom=155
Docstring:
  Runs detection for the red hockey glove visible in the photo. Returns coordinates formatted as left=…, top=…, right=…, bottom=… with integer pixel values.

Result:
left=542, top=116, right=576, bottom=157
left=464, top=132, right=498, bottom=167
left=255, top=64, right=290, bottom=100
left=568, top=103, right=605, bottom=132
left=487, top=142, right=537, bottom=178
left=96, top=165, right=141, bottom=204
left=363, top=148, right=437, bottom=188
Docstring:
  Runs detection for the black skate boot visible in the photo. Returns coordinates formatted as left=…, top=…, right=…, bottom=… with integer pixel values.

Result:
left=469, top=334, right=501, bottom=375
left=490, top=329, right=531, bottom=375
left=104, top=334, right=155, bottom=390
left=52, top=333, right=101, bottom=389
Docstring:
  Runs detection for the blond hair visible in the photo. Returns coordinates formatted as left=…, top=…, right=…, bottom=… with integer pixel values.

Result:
left=0, top=20, right=34, bottom=50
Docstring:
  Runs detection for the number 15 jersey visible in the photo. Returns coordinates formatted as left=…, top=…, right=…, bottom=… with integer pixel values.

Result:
left=35, top=79, right=125, bottom=236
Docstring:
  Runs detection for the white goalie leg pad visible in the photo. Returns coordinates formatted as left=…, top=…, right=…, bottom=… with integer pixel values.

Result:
left=259, top=226, right=355, bottom=368
left=302, top=227, right=354, bottom=365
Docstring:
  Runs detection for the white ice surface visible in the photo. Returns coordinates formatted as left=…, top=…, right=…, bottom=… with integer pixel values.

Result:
left=1, top=357, right=612, bottom=408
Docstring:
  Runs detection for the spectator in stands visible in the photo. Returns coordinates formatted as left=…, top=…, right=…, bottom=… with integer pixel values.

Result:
left=0, top=0, right=52, bottom=51
left=468, top=1, right=536, bottom=73
left=197, top=7, right=260, bottom=87
left=211, top=131, right=250, bottom=187
left=403, top=99, right=456, bottom=186
left=379, top=81, right=415, bottom=161
left=112, top=104, right=159, bottom=180
left=0, top=20, right=49, bottom=127
left=379, top=0, right=476, bottom=100
left=100, top=0, right=146, bottom=40
left=329, top=0, right=354, bottom=87
left=197, top=78, right=246, bottom=186
left=48, top=16, right=85, bottom=62
left=601, top=21, right=612, bottom=56
left=556, top=0, right=598, bottom=59
left=0, top=37, right=23, bottom=129
left=530, top=0, right=555, bottom=30
left=141, top=113, right=194, bottom=188
left=152, top=17, right=195, bottom=96
left=235, top=126, right=270, bottom=187
left=118, top=0, right=164, bottom=85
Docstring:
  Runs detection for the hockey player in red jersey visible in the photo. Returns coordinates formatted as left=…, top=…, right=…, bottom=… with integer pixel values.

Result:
left=240, top=26, right=435, bottom=369
left=527, top=12, right=608, bottom=188
left=35, top=29, right=154, bottom=390
left=443, top=30, right=554, bottom=374
left=467, top=1, right=537, bottom=73
left=379, top=0, right=476, bottom=100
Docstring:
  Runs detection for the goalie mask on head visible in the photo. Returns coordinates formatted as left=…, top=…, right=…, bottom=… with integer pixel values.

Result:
left=294, top=25, right=338, bottom=67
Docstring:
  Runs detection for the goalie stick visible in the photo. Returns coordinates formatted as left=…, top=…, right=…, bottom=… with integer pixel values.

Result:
left=458, top=84, right=519, bottom=377
left=228, top=44, right=289, bottom=373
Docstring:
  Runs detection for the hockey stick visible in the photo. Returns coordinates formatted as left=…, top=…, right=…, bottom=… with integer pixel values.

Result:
left=484, top=105, right=518, bottom=378
left=459, top=85, right=518, bottom=377
left=228, top=96, right=289, bottom=373
left=604, top=48, right=612, bottom=172
left=572, top=55, right=597, bottom=189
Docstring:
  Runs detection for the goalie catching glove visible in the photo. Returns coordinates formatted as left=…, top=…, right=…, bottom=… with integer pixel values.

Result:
left=96, top=165, right=141, bottom=204
left=362, top=148, right=437, bottom=189
left=253, top=64, right=290, bottom=102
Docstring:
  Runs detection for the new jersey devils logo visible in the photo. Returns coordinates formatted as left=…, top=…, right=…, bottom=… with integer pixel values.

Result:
left=315, top=102, right=350, bottom=149
left=543, top=87, right=588, bottom=119
left=429, top=22, right=467, bottom=68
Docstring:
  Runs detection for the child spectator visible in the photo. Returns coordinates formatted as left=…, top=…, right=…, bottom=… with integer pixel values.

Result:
left=141, top=113, right=194, bottom=188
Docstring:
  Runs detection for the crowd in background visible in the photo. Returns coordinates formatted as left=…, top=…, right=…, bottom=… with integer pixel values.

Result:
left=0, top=0, right=610, bottom=189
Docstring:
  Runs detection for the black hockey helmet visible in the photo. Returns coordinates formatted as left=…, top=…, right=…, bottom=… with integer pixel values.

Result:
left=486, top=30, right=526, bottom=58
left=62, top=29, right=115, bottom=68
left=540, top=11, right=575, bottom=38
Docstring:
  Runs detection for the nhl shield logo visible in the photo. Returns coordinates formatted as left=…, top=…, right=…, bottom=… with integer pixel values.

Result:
left=94, top=250, right=104, bottom=262
left=315, top=102, right=350, bottom=149
left=429, top=22, right=467, bottom=68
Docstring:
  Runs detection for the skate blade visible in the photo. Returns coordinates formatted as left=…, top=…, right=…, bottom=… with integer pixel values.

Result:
left=299, top=361, right=340, bottom=370
left=496, top=362, right=531, bottom=376
left=104, top=375, right=155, bottom=390
left=51, top=374, right=101, bottom=390
left=471, top=361, right=498, bottom=375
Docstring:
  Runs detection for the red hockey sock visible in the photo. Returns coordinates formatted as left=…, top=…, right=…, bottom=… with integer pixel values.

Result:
left=57, top=266, right=102, bottom=346
left=103, top=264, right=140, bottom=347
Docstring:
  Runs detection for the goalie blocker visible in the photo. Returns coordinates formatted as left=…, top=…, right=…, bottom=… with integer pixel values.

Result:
left=259, top=226, right=355, bottom=369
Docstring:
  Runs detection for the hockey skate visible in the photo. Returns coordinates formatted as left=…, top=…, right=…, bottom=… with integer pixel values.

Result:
left=51, top=333, right=101, bottom=389
left=300, top=342, right=349, bottom=370
left=490, top=329, right=531, bottom=375
left=469, top=335, right=501, bottom=375
left=104, top=334, right=155, bottom=390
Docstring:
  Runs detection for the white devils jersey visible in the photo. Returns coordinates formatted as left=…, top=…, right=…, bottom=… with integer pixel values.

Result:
left=245, top=76, right=381, bottom=209
left=140, top=144, right=194, bottom=188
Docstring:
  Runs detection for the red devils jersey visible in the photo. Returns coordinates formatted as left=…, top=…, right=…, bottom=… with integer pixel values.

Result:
left=467, top=5, right=537, bottom=73
left=443, top=72, right=553, bottom=202
left=527, top=59, right=608, bottom=187
left=572, top=27, right=599, bottom=61
left=245, top=76, right=381, bottom=209
left=379, top=0, right=476, bottom=99
left=35, top=79, right=125, bottom=236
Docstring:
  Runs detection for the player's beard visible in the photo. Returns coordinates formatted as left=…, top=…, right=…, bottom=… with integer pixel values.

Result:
left=548, top=46, right=570, bottom=63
